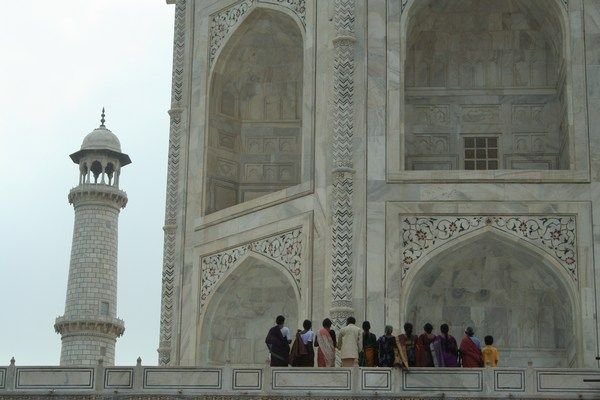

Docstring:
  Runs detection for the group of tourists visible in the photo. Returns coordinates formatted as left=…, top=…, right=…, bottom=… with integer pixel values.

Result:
left=265, top=316, right=499, bottom=368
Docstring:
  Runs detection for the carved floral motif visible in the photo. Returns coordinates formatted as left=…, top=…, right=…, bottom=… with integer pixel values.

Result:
left=210, top=0, right=255, bottom=65
left=200, top=229, right=303, bottom=309
left=401, top=215, right=577, bottom=280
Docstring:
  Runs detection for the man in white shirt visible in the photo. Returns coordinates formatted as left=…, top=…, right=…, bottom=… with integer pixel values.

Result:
left=336, top=316, right=362, bottom=367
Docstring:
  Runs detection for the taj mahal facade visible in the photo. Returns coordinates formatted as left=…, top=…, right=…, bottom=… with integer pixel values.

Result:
left=3, top=0, right=600, bottom=398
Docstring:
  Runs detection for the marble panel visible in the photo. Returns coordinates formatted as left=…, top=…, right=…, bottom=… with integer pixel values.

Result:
left=403, top=369, right=483, bottom=392
left=272, top=369, right=351, bottom=391
left=232, top=368, right=262, bottom=390
left=15, top=368, right=94, bottom=389
left=536, top=370, right=600, bottom=392
left=0, top=368, right=5, bottom=389
left=494, top=369, right=525, bottom=392
left=104, top=368, right=133, bottom=389
left=361, top=369, right=391, bottom=391
left=143, top=368, right=221, bottom=389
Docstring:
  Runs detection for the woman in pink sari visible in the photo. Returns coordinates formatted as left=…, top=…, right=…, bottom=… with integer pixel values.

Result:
left=314, top=318, right=336, bottom=367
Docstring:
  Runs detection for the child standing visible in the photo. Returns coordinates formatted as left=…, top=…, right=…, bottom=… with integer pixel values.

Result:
left=481, top=335, right=499, bottom=367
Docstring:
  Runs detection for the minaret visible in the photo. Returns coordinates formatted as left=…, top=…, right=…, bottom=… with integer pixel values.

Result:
left=55, top=109, right=130, bottom=366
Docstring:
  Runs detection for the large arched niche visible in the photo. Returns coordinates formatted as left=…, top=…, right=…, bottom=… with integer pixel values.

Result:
left=198, top=255, right=299, bottom=366
left=205, top=8, right=304, bottom=214
left=402, top=231, right=579, bottom=367
left=402, top=0, right=571, bottom=172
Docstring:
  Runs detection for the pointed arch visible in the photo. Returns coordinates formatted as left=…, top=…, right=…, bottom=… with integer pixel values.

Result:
left=204, top=5, right=305, bottom=215
left=198, top=254, right=300, bottom=365
left=400, top=229, right=580, bottom=367
left=201, top=250, right=302, bottom=311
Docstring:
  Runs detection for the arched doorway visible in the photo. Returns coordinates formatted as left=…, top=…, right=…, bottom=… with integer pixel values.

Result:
left=199, top=256, right=299, bottom=365
left=205, top=7, right=304, bottom=214
left=404, top=232, right=577, bottom=367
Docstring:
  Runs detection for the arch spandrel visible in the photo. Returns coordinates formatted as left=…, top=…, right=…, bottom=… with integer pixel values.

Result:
left=199, top=228, right=303, bottom=312
left=399, top=215, right=577, bottom=285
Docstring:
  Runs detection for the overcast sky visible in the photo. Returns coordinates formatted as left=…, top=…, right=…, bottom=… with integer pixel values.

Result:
left=0, top=1, right=175, bottom=366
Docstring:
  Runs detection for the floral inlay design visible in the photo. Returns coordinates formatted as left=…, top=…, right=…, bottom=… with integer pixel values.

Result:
left=209, top=0, right=306, bottom=66
left=209, top=0, right=255, bottom=66
left=401, top=215, right=577, bottom=280
left=201, top=229, right=303, bottom=309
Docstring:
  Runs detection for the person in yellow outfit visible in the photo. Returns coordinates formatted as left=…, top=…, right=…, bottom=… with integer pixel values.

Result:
left=481, top=335, right=499, bottom=367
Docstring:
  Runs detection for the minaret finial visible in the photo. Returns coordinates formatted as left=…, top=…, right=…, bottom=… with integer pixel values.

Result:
left=100, top=107, right=106, bottom=128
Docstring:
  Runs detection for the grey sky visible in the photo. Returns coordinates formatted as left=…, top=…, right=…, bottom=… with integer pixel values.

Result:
left=0, top=1, right=175, bottom=366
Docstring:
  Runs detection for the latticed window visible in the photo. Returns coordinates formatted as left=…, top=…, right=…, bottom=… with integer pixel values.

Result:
left=464, top=137, right=499, bottom=170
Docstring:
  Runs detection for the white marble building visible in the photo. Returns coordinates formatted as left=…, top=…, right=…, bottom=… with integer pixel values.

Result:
left=4, top=0, right=600, bottom=399
left=154, top=0, right=600, bottom=371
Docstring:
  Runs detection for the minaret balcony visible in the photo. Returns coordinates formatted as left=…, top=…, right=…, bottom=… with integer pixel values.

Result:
left=54, top=315, right=125, bottom=338
left=68, top=184, right=128, bottom=209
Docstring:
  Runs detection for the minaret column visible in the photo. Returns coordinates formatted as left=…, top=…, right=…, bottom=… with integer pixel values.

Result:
left=55, top=110, right=131, bottom=366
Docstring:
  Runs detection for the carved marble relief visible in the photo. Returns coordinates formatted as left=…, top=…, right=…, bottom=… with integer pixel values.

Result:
left=512, top=104, right=545, bottom=126
left=460, top=106, right=501, bottom=124
left=200, top=229, right=303, bottom=310
left=414, top=105, right=449, bottom=125
left=243, top=163, right=296, bottom=183
left=414, top=135, right=449, bottom=155
left=216, top=158, right=239, bottom=179
left=244, top=137, right=298, bottom=154
left=400, top=215, right=577, bottom=280
left=218, top=131, right=236, bottom=151
left=513, top=134, right=548, bottom=153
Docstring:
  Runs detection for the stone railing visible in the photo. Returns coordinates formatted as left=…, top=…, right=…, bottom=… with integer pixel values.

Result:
left=0, top=362, right=599, bottom=399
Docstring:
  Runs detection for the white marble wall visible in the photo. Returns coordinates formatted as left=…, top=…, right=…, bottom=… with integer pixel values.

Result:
left=160, top=0, right=600, bottom=369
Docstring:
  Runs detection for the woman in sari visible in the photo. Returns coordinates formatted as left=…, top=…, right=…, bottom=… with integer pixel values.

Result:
left=377, top=325, right=403, bottom=368
left=314, top=318, right=336, bottom=367
left=359, top=321, right=377, bottom=367
left=459, top=327, right=483, bottom=367
left=415, top=322, right=435, bottom=367
left=431, top=323, right=459, bottom=367
left=397, top=322, right=418, bottom=367
left=290, top=319, right=315, bottom=367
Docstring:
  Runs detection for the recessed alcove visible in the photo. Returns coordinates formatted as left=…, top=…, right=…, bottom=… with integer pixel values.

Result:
left=403, top=0, right=569, bottom=171
left=405, top=233, right=575, bottom=367
left=205, top=8, right=304, bottom=214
